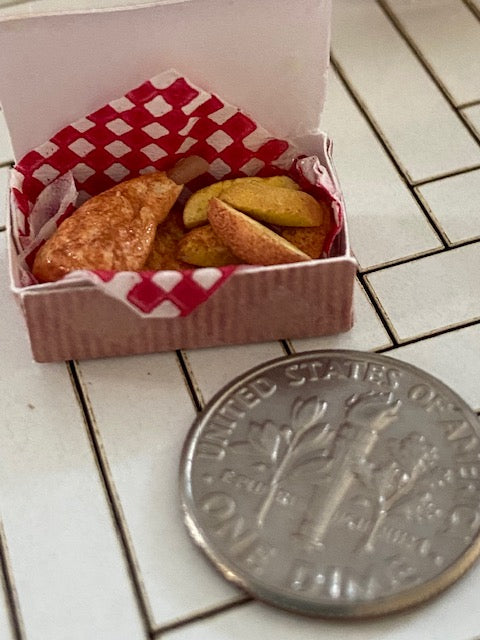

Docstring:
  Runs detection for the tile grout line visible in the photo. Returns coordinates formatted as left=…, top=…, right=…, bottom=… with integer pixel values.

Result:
left=176, top=341, right=292, bottom=414
left=413, top=187, right=480, bottom=248
left=158, top=345, right=291, bottom=634
left=151, top=596, right=252, bottom=637
left=458, top=99, right=480, bottom=110
left=462, top=0, right=480, bottom=21
left=66, top=351, right=272, bottom=638
left=374, top=316, right=480, bottom=352
left=330, top=56, right=450, bottom=249
left=359, top=247, right=447, bottom=274
left=360, top=238, right=480, bottom=275
left=363, top=258, right=480, bottom=347
left=176, top=350, right=205, bottom=411
left=357, top=273, right=400, bottom=346
left=330, top=55, right=416, bottom=181
left=376, top=0, right=480, bottom=145
left=280, top=339, right=294, bottom=356
left=67, top=360, right=155, bottom=640
left=412, top=164, right=480, bottom=188
left=0, top=521, right=25, bottom=640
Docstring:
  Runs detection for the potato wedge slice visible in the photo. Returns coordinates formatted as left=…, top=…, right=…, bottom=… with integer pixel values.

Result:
left=279, top=227, right=325, bottom=259
left=177, top=224, right=241, bottom=267
left=208, top=198, right=311, bottom=266
left=183, top=175, right=299, bottom=229
left=220, top=182, right=327, bottom=227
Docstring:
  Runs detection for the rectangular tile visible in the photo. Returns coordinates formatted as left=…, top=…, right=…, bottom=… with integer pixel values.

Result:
left=416, top=169, right=480, bottom=245
left=0, top=166, right=8, bottom=228
left=384, top=0, right=480, bottom=106
left=332, top=0, right=480, bottom=182
left=462, top=104, right=480, bottom=137
left=184, top=342, right=285, bottom=406
left=76, top=352, right=240, bottom=629
left=366, top=243, right=480, bottom=341
left=164, top=560, right=480, bottom=640
left=321, top=72, right=441, bottom=270
left=387, top=324, right=480, bottom=412
left=0, top=110, right=13, bottom=165
left=291, top=279, right=392, bottom=352
left=0, top=235, right=145, bottom=640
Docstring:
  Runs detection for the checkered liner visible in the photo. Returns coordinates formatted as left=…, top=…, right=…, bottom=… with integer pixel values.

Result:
left=9, top=69, right=343, bottom=317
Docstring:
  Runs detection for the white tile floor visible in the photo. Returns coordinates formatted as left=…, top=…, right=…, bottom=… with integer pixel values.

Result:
left=0, top=1, right=480, bottom=639
left=163, top=566, right=480, bottom=640
left=321, top=72, right=442, bottom=270
left=366, top=243, right=480, bottom=341
left=416, top=169, right=480, bottom=246
left=383, top=0, right=480, bottom=106
left=332, top=0, right=480, bottom=183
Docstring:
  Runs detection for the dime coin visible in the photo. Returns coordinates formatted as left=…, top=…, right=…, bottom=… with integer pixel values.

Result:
left=179, top=350, right=480, bottom=618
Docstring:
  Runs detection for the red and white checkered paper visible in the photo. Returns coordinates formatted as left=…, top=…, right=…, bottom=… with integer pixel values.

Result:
left=10, top=69, right=343, bottom=317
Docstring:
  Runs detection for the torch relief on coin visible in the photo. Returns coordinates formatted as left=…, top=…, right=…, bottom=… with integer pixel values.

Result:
left=179, top=350, right=480, bottom=618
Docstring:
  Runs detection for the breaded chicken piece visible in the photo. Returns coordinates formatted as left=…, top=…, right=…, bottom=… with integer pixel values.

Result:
left=33, top=172, right=182, bottom=282
left=143, top=207, right=191, bottom=271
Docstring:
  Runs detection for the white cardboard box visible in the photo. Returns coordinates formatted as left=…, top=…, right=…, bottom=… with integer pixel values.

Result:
left=0, top=0, right=356, bottom=362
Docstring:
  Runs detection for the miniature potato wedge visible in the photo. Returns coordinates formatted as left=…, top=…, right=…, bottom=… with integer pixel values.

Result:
left=208, top=198, right=311, bottom=266
left=183, top=175, right=299, bottom=229
left=279, top=227, right=326, bottom=259
left=280, top=199, right=334, bottom=257
left=177, top=224, right=241, bottom=267
left=220, top=182, right=327, bottom=227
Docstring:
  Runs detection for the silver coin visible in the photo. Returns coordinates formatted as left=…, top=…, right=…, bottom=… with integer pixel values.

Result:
left=180, top=350, right=480, bottom=618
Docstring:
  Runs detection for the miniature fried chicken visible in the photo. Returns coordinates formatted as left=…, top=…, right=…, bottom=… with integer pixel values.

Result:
left=144, top=207, right=191, bottom=271
left=32, top=173, right=182, bottom=282
left=32, top=157, right=207, bottom=283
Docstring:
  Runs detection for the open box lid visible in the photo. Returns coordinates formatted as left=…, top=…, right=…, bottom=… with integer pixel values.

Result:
left=0, top=0, right=331, bottom=161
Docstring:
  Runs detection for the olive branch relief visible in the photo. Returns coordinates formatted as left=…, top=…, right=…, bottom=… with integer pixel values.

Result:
left=354, top=433, right=440, bottom=552
left=229, top=396, right=335, bottom=528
